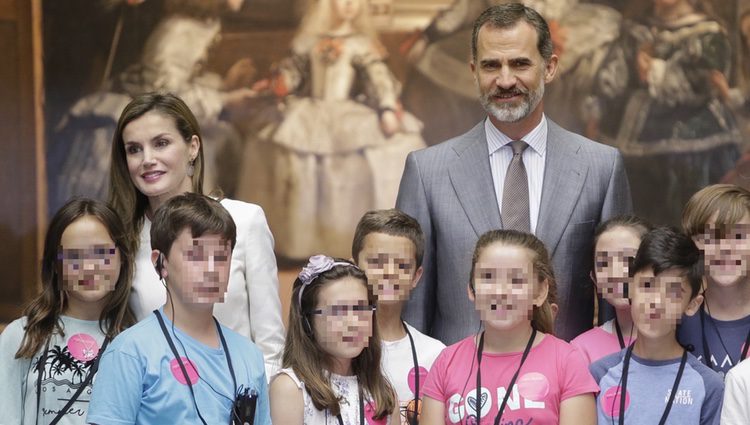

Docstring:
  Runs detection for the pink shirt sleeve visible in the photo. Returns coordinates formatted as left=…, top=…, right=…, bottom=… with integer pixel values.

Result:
left=559, top=343, right=600, bottom=401
left=422, top=344, right=450, bottom=402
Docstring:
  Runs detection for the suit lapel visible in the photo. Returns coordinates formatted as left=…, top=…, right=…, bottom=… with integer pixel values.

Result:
left=448, top=122, right=503, bottom=238
left=537, top=121, right=588, bottom=256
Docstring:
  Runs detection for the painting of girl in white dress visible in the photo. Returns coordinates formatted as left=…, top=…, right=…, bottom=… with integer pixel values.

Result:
left=236, top=0, right=425, bottom=259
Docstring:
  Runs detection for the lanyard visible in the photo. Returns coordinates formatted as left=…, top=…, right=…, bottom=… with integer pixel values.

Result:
left=614, top=317, right=626, bottom=349
left=403, top=321, right=420, bottom=425
left=35, top=336, right=110, bottom=425
left=154, top=310, right=237, bottom=425
left=475, top=328, right=537, bottom=425
left=335, top=387, right=365, bottom=425
left=699, top=303, right=750, bottom=371
left=618, top=344, right=687, bottom=425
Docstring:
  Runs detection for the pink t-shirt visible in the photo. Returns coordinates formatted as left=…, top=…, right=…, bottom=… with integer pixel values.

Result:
left=423, top=333, right=598, bottom=425
left=570, top=320, right=635, bottom=365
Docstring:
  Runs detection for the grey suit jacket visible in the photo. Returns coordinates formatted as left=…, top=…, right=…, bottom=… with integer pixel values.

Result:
left=396, top=119, right=632, bottom=343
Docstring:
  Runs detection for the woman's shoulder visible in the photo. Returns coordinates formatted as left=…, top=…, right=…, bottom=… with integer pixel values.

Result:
left=219, top=198, right=265, bottom=219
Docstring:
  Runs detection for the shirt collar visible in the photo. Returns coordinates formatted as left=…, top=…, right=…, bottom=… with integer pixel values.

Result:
left=486, top=114, right=548, bottom=157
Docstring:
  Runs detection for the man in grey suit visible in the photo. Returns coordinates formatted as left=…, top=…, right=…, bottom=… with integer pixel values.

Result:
left=396, top=3, right=632, bottom=343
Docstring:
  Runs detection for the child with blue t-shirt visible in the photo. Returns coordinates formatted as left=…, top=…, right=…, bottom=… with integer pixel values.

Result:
left=677, top=184, right=750, bottom=378
left=590, top=227, right=724, bottom=425
left=87, top=193, right=271, bottom=425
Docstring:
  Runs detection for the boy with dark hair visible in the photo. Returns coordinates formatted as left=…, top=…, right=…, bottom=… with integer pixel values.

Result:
left=88, top=193, right=271, bottom=425
left=590, top=226, right=723, bottom=425
left=352, top=209, right=445, bottom=424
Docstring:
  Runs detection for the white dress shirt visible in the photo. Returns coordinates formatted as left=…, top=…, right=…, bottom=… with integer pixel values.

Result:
left=485, top=115, right=548, bottom=233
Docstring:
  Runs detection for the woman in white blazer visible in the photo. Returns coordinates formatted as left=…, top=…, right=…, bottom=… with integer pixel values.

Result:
left=107, top=92, right=284, bottom=377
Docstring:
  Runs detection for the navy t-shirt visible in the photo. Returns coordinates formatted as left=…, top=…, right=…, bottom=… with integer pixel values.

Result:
left=677, top=306, right=750, bottom=379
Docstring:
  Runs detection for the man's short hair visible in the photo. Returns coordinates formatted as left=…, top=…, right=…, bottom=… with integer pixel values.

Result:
left=631, top=226, right=703, bottom=299
left=682, top=184, right=750, bottom=237
left=471, top=3, right=554, bottom=63
left=151, top=193, right=237, bottom=256
left=352, top=209, right=425, bottom=268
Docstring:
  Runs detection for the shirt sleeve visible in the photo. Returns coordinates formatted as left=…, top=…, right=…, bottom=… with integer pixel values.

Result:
left=252, top=347, right=272, bottom=425
left=697, top=365, right=724, bottom=425
left=560, top=344, right=600, bottom=401
left=421, top=346, right=450, bottom=402
left=722, top=366, right=750, bottom=425
left=569, top=336, right=593, bottom=365
left=0, top=319, right=29, bottom=425
left=241, top=204, right=285, bottom=378
left=87, top=345, right=144, bottom=425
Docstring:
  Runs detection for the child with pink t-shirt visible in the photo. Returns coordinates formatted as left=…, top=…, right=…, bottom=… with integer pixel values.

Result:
left=420, top=230, right=598, bottom=425
left=571, top=216, right=652, bottom=364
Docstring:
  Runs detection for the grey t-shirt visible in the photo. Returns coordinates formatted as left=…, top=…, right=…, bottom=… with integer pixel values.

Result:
left=590, top=348, right=724, bottom=425
left=0, top=316, right=106, bottom=425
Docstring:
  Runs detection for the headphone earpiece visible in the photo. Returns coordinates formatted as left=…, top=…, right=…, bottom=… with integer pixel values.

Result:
left=155, top=253, right=164, bottom=277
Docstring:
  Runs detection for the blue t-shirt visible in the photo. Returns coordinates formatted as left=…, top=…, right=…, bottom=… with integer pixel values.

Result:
left=677, top=308, right=750, bottom=378
left=590, top=348, right=723, bottom=425
left=87, top=309, right=271, bottom=425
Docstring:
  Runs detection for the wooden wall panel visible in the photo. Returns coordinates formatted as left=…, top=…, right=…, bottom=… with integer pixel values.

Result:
left=0, top=0, right=45, bottom=323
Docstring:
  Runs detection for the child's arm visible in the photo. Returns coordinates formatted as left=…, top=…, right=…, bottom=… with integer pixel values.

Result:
left=269, top=373, right=304, bottom=425
left=0, top=320, right=27, bottom=424
left=419, top=395, right=446, bottom=425
left=722, top=366, right=750, bottom=425
left=559, top=393, right=596, bottom=425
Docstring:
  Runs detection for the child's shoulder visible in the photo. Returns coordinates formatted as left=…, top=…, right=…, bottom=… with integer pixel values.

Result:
left=589, top=348, right=627, bottom=378
left=685, top=351, right=724, bottom=390
left=219, top=324, right=263, bottom=359
left=571, top=325, right=609, bottom=346
left=404, top=322, right=446, bottom=350
left=107, top=313, right=161, bottom=352
left=0, top=317, right=28, bottom=349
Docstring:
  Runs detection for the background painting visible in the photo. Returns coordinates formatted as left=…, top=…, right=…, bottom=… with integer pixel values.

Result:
left=42, top=0, right=750, bottom=263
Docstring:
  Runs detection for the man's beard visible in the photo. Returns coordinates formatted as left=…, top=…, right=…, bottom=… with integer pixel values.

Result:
left=479, top=79, right=545, bottom=123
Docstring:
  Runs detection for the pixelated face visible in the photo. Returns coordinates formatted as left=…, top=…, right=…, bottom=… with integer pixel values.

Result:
left=631, top=267, right=696, bottom=339
left=59, top=215, right=120, bottom=305
left=333, top=0, right=361, bottom=22
left=593, top=226, right=641, bottom=309
left=122, top=111, right=199, bottom=201
left=697, top=214, right=750, bottom=287
left=471, top=22, right=556, bottom=124
left=471, top=243, right=545, bottom=330
left=312, top=276, right=374, bottom=361
left=357, top=232, right=418, bottom=304
left=162, top=229, right=232, bottom=305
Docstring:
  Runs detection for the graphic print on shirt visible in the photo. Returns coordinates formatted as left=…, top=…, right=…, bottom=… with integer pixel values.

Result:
left=446, top=374, right=548, bottom=424
left=600, top=385, right=696, bottom=419
left=600, top=386, right=630, bottom=418
left=399, top=366, right=429, bottom=425
left=365, top=401, right=387, bottom=425
left=169, top=357, right=200, bottom=385
left=33, top=334, right=100, bottom=419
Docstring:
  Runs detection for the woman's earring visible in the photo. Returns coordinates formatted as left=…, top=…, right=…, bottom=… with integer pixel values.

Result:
left=187, top=159, right=195, bottom=177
